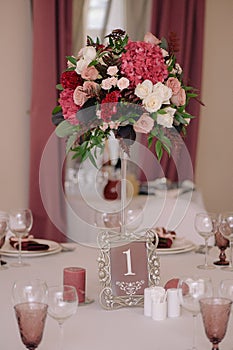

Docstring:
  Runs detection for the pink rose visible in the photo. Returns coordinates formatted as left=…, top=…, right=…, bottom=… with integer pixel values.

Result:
left=83, top=81, right=100, bottom=96
left=133, top=113, right=154, bottom=134
left=144, top=32, right=161, bottom=45
left=107, top=66, right=118, bottom=76
left=171, top=88, right=186, bottom=106
left=101, top=77, right=117, bottom=90
left=117, top=77, right=130, bottom=90
left=81, top=66, right=99, bottom=80
left=166, top=77, right=181, bottom=95
left=73, top=86, right=88, bottom=106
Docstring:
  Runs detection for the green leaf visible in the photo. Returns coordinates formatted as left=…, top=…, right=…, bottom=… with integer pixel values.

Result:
left=66, top=56, right=77, bottom=65
left=87, top=151, right=98, bottom=168
left=160, top=37, right=168, bottom=50
left=66, top=134, right=77, bottom=153
left=55, top=120, right=77, bottom=137
left=56, top=84, right=63, bottom=91
left=88, top=60, right=98, bottom=67
left=52, top=105, right=62, bottom=115
left=155, top=140, right=163, bottom=161
left=157, top=109, right=167, bottom=115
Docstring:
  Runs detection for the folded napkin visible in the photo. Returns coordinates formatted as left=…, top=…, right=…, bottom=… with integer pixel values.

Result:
left=10, top=238, right=49, bottom=251
left=154, top=227, right=176, bottom=248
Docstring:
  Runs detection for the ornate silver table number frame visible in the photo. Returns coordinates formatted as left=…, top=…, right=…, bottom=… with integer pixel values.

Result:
left=97, top=229, right=160, bottom=310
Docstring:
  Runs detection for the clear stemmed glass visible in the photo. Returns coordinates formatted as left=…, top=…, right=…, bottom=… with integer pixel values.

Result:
left=194, top=212, right=218, bottom=269
left=95, top=206, right=143, bottom=234
left=199, top=297, right=232, bottom=350
left=219, top=279, right=233, bottom=301
left=219, top=212, right=233, bottom=271
left=0, top=211, right=9, bottom=269
left=9, top=208, right=33, bottom=267
left=47, top=285, right=78, bottom=350
left=12, top=279, right=48, bottom=350
left=178, top=276, right=213, bottom=350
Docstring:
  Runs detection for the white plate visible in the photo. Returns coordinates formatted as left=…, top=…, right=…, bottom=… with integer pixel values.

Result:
left=0, top=239, right=62, bottom=257
left=157, top=238, right=196, bottom=255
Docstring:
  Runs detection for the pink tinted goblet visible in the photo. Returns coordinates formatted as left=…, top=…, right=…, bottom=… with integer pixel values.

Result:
left=214, top=230, right=229, bottom=266
left=14, top=302, right=48, bottom=350
left=199, top=297, right=232, bottom=350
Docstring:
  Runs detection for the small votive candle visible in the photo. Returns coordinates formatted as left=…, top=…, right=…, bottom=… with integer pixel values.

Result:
left=63, top=267, right=86, bottom=303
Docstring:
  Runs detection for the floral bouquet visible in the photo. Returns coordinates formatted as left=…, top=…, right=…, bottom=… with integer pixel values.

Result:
left=52, top=29, right=198, bottom=166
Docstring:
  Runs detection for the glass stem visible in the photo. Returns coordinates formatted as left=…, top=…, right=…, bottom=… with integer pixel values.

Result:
left=59, top=323, right=64, bottom=350
left=229, top=240, right=233, bottom=267
left=192, top=314, right=197, bottom=350
left=120, top=149, right=127, bottom=236
left=204, top=238, right=209, bottom=266
left=18, top=236, right=22, bottom=265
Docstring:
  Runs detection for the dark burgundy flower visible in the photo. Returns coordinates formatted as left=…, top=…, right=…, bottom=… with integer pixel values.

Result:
left=100, top=91, right=121, bottom=122
left=60, top=71, right=83, bottom=89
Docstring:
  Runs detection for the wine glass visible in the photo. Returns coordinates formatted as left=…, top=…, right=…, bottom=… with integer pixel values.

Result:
left=219, top=279, right=233, bottom=301
left=214, top=230, right=229, bottom=266
left=199, top=297, right=232, bottom=350
left=12, top=279, right=48, bottom=350
left=12, top=279, right=48, bottom=305
left=219, top=212, right=233, bottom=271
left=9, top=208, right=33, bottom=267
left=47, top=285, right=78, bottom=350
left=194, top=212, right=218, bottom=269
left=95, top=206, right=143, bottom=234
left=178, top=276, right=213, bottom=350
left=0, top=211, right=9, bottom=269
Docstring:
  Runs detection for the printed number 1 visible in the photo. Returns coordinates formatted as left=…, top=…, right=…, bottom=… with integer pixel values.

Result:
left=123, top=248, right=135, bottom=276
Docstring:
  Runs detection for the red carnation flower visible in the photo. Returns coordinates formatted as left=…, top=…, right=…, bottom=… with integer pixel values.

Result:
left=61, top=71, right=83, bottom=89
left=100, top=91, right=121, bottom=122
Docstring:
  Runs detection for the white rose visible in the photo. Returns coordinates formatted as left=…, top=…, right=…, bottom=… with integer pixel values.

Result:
left=135, top=80, right=153, bottom=99
left=157, top=107, right=176, bottom=128
left=82, top=46, right=96, bottom=61
left=75, top=58, right=89, bottom=74
left=143, top=93, right=163, bottom=113
left=153, top=82, right=172, bottom=104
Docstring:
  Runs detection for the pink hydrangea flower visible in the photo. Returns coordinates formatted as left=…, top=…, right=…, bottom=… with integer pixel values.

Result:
left=120, top=41, right=168, bottom=88
left=59, top=88, right=79, bottom=125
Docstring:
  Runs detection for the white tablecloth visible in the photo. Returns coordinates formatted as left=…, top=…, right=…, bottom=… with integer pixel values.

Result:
left=66, top=189, right=210, bottom=246
left=1, top=243, right=233, bottom=350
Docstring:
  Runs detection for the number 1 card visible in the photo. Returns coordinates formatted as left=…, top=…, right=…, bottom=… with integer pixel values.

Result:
left=97, top=230, right=160, bottom=310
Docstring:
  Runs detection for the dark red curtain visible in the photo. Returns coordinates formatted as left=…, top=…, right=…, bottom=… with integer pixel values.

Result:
left=29, top=0, right=72, bottom=241
left=141, top=0, right=205, bottom=182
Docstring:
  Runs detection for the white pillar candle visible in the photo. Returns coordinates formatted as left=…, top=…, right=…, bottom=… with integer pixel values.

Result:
left=167, top=288, right=180, bottom=318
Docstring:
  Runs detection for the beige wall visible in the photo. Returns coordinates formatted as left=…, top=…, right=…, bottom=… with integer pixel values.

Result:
left=0, top=0, right=232, bottom=214
left=195, top=0, right=233, bottom=212
left=0, top=0, right=32, bottom=211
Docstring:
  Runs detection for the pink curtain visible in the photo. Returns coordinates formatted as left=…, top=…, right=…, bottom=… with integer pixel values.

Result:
left=29, top=0, right=72, bottom=241
left=141, top=0, right=205, bottom=182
